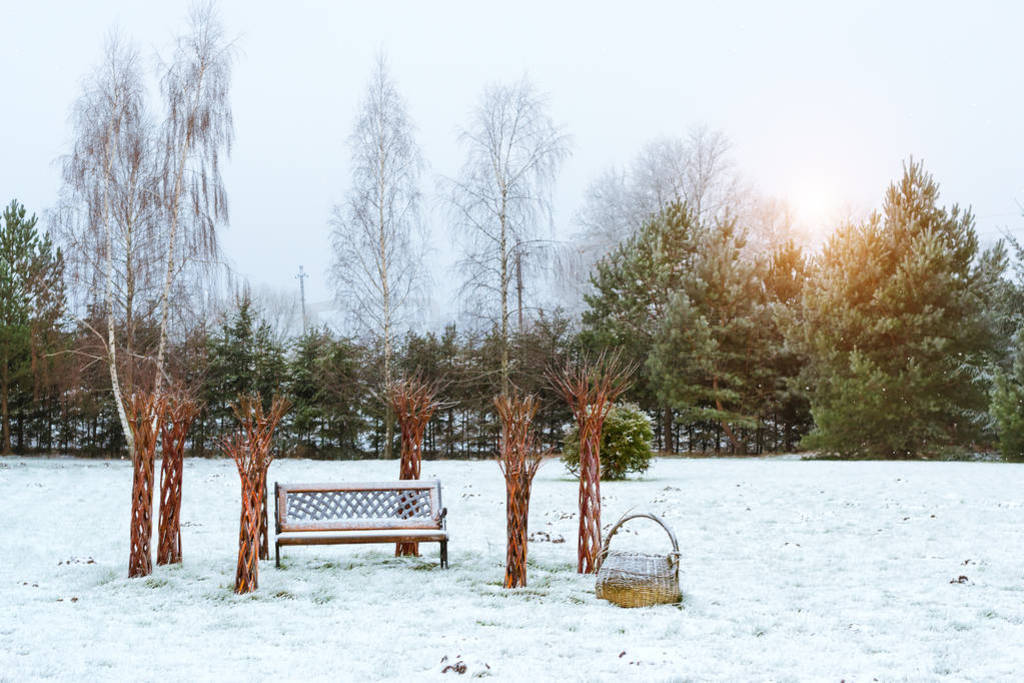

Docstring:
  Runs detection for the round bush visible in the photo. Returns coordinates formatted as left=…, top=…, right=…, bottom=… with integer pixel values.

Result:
left=562, top=403, right=654, bottom=480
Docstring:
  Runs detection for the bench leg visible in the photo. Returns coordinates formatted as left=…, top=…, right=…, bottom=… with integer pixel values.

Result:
left=275, top=542, right=280, bottom=569
left=441, top=540, right=448, bottom=569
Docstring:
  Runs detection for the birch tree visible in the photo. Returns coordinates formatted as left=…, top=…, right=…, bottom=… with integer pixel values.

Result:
left=447, top=77, right=570, bottom=395
left=154, top=1, right=235, bottom=391
left=57, top=33, right=160, bottom=454
left=330, top=53, right=424, bottom=459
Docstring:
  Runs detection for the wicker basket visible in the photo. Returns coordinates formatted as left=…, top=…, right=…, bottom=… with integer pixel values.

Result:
left=595, top=512, right=681, bottom=608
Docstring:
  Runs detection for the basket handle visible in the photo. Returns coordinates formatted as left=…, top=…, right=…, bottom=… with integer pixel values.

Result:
left=597, top=512, right=679, bottom=569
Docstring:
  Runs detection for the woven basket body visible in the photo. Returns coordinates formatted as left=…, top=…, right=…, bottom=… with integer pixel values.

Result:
left=595, top=513, right=681, bottom=608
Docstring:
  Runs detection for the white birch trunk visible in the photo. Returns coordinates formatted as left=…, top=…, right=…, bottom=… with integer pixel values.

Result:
left=102, top=123, right=134, bottom=455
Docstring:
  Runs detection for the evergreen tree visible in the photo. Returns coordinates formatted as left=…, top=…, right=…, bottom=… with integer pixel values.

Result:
left=991, top=327, right=1024, bottom=461
left=795, top=160, right=1004, bottom=458
left=203, top=293, right=287, bottom=441
left=647, top=218, right=768, bottom=453
left=583, top=200, right=807, bottom=454
left=763, top=240, right=813, bottom=451
left=989, top=237, right=1024, bottom=373
left=581, top=201, right=702, bottom=450
left=511, top=309, right=577, bottom=450
left=286, top=328, right=367, bottom=458
left=317, top=334, right=368, bottom=458
left=288, top=329, right=327, bottom=454
left=398, top=326, right=456, bottom=457
left=253, top=318, right=287, bottom=401
left=0, top=200, right=65, bottom=454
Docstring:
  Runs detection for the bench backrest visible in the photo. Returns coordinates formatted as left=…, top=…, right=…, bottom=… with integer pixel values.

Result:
left=275, top=480, right=443, bottom=533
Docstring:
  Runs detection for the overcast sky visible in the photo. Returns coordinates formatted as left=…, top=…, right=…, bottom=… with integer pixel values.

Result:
left=4, top=0, right=1023, bottom=327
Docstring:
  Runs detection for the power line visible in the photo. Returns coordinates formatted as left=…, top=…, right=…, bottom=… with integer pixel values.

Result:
left=296, top=265, right=308, bottom=332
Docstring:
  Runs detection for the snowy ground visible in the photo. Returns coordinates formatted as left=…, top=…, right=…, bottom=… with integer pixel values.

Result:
left=2, top=456, right=1024, bottom=681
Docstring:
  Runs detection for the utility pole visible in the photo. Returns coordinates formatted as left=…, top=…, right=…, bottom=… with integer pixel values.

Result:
left=296, top=265, right=308, bottom=332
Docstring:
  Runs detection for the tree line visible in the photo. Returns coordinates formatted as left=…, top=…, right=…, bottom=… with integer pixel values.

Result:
left=5, top=158, right=1024, bottom=459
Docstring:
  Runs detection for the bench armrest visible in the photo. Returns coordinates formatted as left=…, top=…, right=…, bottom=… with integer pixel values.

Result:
left=436, top=506, right=447, bottom=529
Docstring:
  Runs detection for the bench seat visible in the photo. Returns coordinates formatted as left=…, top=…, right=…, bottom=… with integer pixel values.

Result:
left=274, top=480, right=449, bottom=568
left=276, top=529, right=449, bottom=545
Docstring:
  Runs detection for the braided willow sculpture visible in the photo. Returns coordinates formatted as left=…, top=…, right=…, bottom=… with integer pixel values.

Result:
left=157, top=392, right=201, bottom=565
left=224, top=395, right=289, bottom=594
left=550, top=356, right=633, bottom=574
left=124, top=392, right=167, bottom=578
left=495, top=393, right=545, bottom=588
left=388, top=376, right=442, bottom=557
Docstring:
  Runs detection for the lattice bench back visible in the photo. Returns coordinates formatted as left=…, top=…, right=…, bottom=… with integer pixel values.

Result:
left=276, top=481, right=444, bottom=532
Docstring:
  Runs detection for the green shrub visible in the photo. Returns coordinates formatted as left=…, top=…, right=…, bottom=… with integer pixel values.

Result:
left=561, top=403, right=654, bottom=480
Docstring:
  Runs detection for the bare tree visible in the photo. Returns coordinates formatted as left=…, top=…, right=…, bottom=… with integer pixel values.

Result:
left=249, top=284, right=302, bottom=346
left=57, top=32, right=161, bottom=454
left=154, top=1, right=235, bottom=391
left=744, top=196, right=804, bottom=253
left=557, top=126, right=745, bottom=308
left=446, top=77, right=570, bottom=395
left=330, top=52, right=425, bottom=459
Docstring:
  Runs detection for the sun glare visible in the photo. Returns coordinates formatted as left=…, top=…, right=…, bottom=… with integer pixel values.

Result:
left=789, top=178, right=840, bottom=240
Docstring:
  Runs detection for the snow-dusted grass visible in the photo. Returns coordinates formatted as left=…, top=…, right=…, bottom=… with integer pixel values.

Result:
left=3, top=456, right=1024, bottom=680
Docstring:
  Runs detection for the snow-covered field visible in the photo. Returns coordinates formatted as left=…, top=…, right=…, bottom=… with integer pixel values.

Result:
left=3, top=456, right=1024, bottom=681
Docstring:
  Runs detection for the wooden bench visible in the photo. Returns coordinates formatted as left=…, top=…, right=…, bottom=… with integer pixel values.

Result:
left=274, top=480, right=449, bottom=568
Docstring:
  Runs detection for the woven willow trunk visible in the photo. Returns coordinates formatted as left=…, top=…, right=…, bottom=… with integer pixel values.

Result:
left=577, top=422, right=602, bottom=574
left=156, top=396, right=199, bottom=566
left=156, top=452, right=183, bottom=565
left=225, top=394, right=289, bottom=594
left=396, top=431, right=423, bottom=557
left=126, top=393, right=163, bottom=579
left=390, top=376, right=439, bottom=559
left=128, top=448, right=156, bottom=578
left=504, top=470, right=533, bottom=587
left=549, top=356, right=632, bottom=577
left=236, top=474, right=261, bottom=593
left=496, top=393, right=543, bottom=588
left=258, top=467, right=270, bottom=561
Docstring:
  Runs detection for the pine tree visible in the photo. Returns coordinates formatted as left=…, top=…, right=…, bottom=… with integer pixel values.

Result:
left=647, top=218, right=768, bottom=453
left=795, top=160, right=1004, bottom=458
left=581, top=201, right=703, bottom=450
left=763, top=240, right=813, bottom=450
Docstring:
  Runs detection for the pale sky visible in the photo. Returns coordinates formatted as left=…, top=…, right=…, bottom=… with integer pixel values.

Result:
left=4, top=0, right=1023, bottom=328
